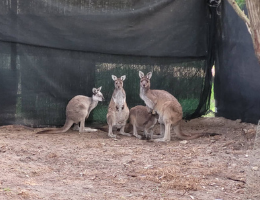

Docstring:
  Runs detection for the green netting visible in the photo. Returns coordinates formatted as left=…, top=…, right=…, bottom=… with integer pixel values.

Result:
left=91, top=59, right=206, bottom=123
left=0, top=0, right=214, bottom=127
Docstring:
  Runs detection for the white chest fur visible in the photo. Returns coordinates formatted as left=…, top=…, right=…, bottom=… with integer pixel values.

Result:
left=140, top=89, right=155, bottom=109
left=113, top=90, right=125, bottom=106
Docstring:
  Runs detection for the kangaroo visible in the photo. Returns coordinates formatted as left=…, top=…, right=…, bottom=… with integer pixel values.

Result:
left=139, top=71, right=208, bottom=142
left=98, top=105, right=158, bottom=139
left=37, top=87, right=104, bottom=134
left=129, top=105, right=158, bottom=140
left=106, top=75, right=131, bottom=138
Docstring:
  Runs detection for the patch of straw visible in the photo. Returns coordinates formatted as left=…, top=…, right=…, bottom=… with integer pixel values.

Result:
left=138, top=166, right=201, bottom=191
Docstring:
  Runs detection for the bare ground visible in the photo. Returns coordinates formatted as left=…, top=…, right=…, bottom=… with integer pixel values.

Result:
left=0, top=117, right=259, bottom=200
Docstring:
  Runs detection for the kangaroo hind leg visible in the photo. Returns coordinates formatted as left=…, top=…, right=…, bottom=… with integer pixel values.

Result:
left=79, top=118, right=86, bottom=133
left=154, top=123, right=171, bottom=142
left=119, top=125, right=131, bottom=137
left=108, top=125, right=117, bottom=138
left=107, top=114, right=117, bottom=138
left=133, top=124, right=142, bottom=139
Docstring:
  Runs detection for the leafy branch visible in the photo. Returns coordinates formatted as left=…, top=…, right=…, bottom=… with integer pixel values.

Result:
left=227, top=0, right=251, bottom=33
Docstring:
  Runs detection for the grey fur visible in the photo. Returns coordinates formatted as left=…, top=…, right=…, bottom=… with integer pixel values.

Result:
left=129, top=105, right=158, bottom=140
left=106, top=75, right=131, bottom=138
left=37, top=87, right=104, bottom=134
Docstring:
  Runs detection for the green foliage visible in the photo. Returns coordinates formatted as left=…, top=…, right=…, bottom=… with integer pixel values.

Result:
left=236, top=0, right=246, bottom=9
left=203, top=83, right=215, bottom=117
left=2, top=187, right=11, bottom=192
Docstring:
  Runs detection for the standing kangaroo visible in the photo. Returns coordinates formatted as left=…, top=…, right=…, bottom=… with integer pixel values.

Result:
left=37, top=87, right=104, bottom=134
left=129, top=105, right=158, bottom=140
left=139, top=71, right=206, bottom=142
left=106, top=75, right=131, bottom=138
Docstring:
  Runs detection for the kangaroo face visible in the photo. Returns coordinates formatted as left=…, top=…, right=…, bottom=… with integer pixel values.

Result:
left=112, top=75, right=126, bottom=89
left=139, top=71, right=152, bottom=89
left=140, top=77, right=150, bottom=89
left=92, top=87, right=105, bottom=102
left=115, top=79, right=123, bottom=89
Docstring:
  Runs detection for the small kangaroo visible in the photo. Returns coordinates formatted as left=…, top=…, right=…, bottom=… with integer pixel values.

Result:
left=139, top=71, right=208, bottom=142
left=129, top=105, right=158, bottom=140
left=37, top=87, right=104, bottom=134
left=106, top=75, right=131, bottom=138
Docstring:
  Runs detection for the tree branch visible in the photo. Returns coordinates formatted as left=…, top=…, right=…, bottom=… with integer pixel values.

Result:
left=245, top=0, right=260, bottom=62
left=226, top=0, right=251, bottom=34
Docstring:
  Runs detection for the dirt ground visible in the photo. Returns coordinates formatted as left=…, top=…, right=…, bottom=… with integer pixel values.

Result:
left=0, top=117, right=259, bottom=200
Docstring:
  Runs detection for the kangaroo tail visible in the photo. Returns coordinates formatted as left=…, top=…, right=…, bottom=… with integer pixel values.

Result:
left=174, top=124, right=221, bottom=140
left=36, top=119, right=74, bottom=134
left=98, top=125, right=109, bottom=132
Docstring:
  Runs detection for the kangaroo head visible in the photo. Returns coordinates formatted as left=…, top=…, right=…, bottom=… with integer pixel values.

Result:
left=92, top=86, right=105, bottom=101
left=139, top=71, right=152, bottom=89
left=111, top=75, right=126, bottom=89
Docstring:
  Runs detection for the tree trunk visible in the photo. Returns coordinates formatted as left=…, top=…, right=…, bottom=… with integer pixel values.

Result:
left=226, top=0, right=260, bottom=63
left=245, top=0, right=260, bottom=63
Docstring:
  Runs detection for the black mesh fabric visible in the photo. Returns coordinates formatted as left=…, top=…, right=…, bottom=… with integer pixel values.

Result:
left=0, top=0, right=214, bottom=126
left=0, top=0, right=207, bottom=57
left=215, top=1, right=260, bottom=124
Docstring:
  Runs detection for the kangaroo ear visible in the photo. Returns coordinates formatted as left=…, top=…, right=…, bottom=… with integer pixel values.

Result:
left=139, top=71, right=144, bottom=79
left=111, top=75, right=117, bottom=81
left=92, top=88, right=97, bottom=94
left=97, top=86, right=102, bottom=91
left=121, top=75, right=126, bottom=81
left=146, top=72, right=152, bottom=79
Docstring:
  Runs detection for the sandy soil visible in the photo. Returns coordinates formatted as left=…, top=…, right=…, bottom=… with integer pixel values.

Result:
left=0, top=117, right=259, bottom=200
